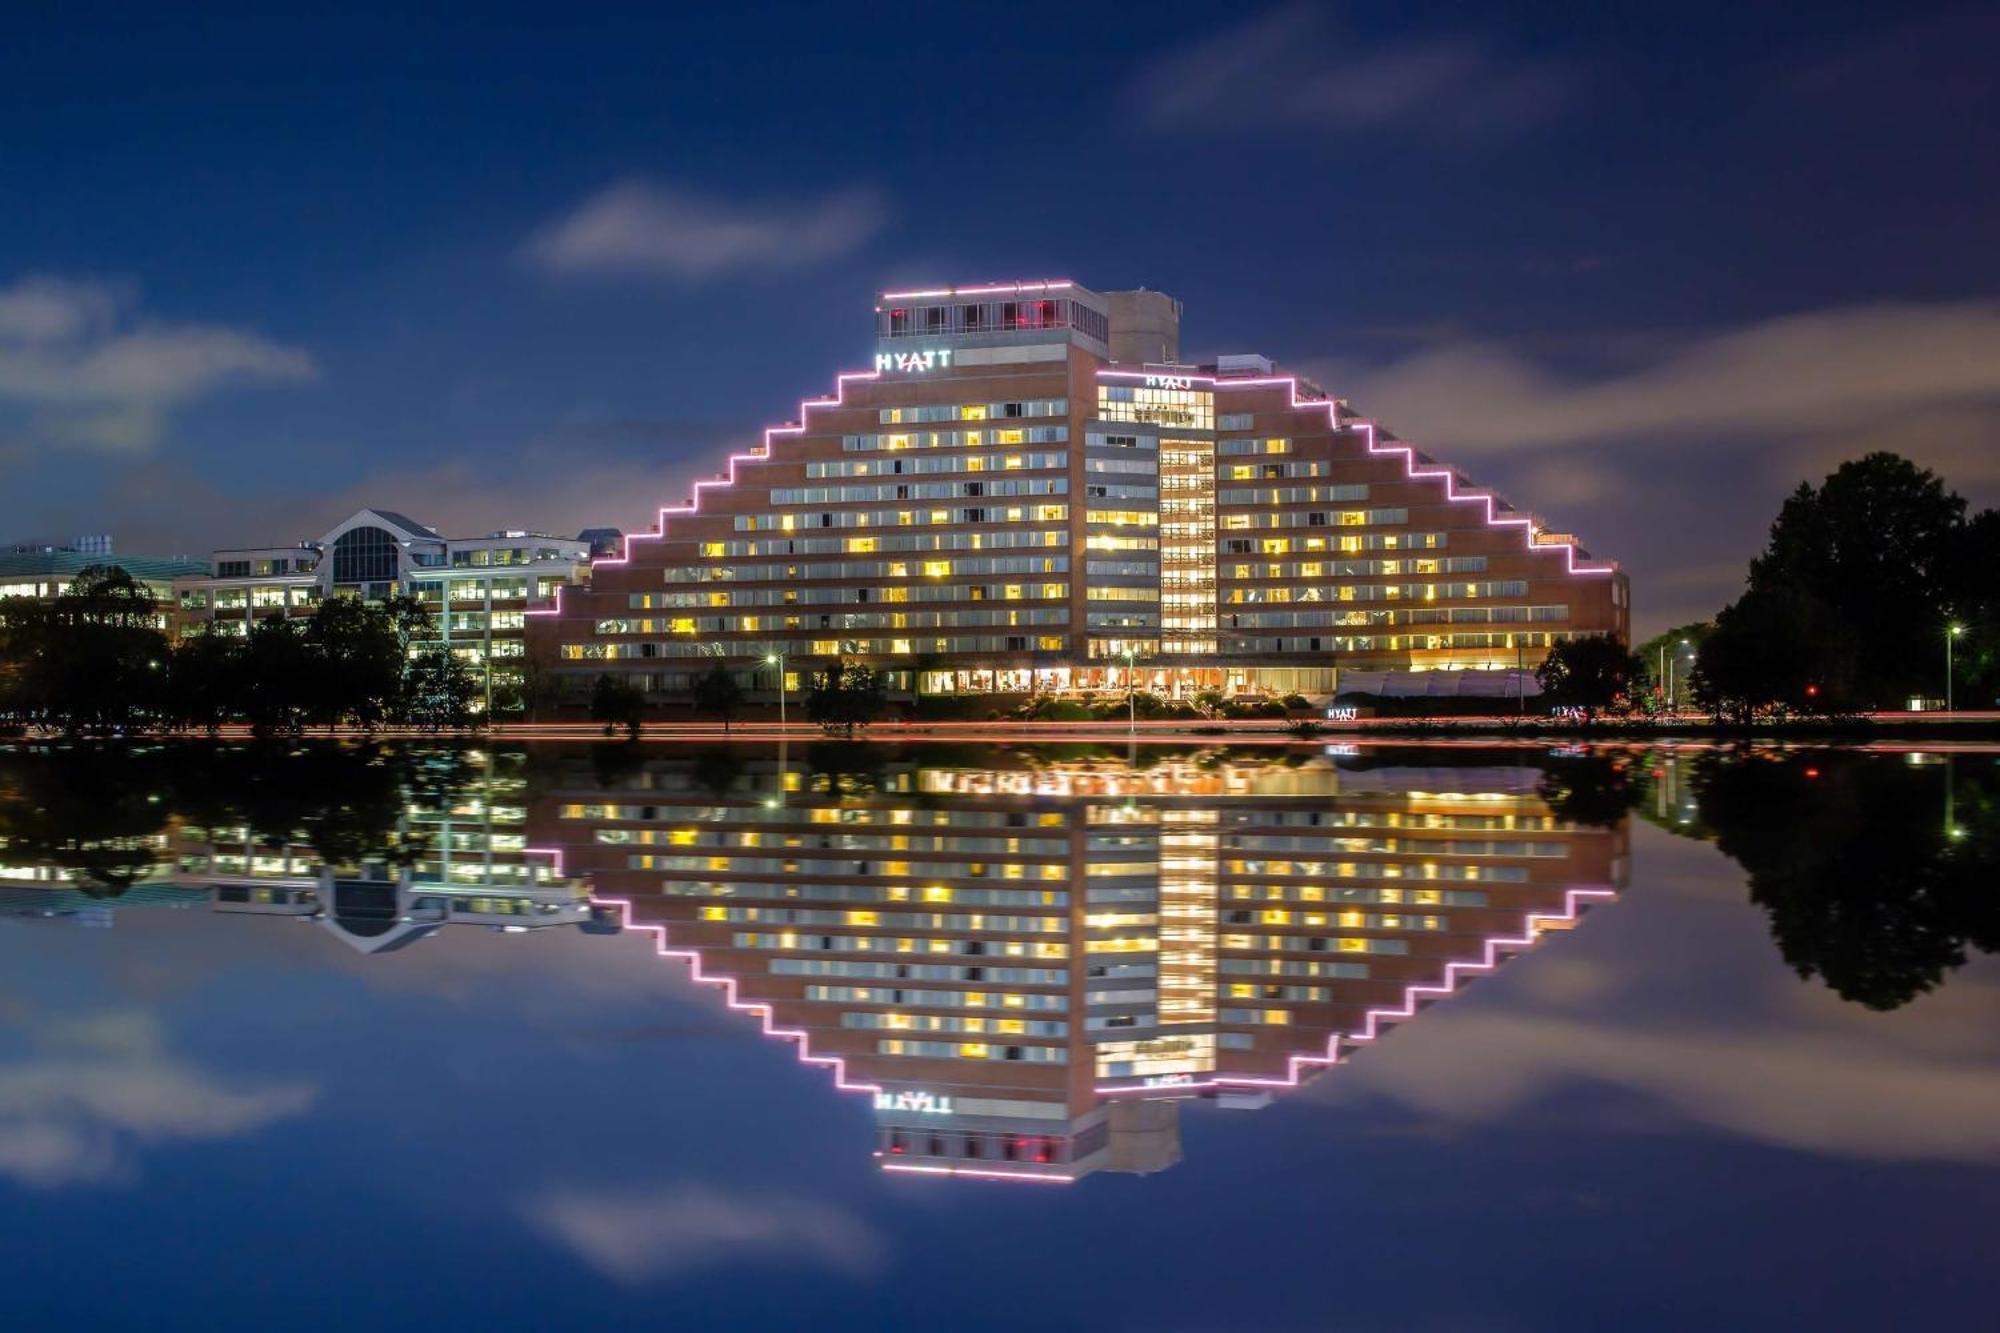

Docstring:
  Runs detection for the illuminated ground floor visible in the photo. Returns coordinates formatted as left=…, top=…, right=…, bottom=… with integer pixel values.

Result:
left=913, top=663, right=1339, bottom=698
left=548, top=656, right=1562, bottom=706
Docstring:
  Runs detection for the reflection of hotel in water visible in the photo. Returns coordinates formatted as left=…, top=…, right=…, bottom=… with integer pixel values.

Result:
left=532, top=751, right=1627, bottom=1183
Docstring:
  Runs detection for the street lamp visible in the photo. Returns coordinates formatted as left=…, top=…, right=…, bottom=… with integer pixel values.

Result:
left=1674, top=638, right=1692, bottom=713
left=1946, top=624, right=1963, bottom=713
left=764, top=652, right=787, bottom=730
left=1122, top=649, right=1138, bottom=739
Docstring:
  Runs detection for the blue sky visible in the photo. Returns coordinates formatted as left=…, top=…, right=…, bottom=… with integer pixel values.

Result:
left=3, top=1, right=1997, bottom=634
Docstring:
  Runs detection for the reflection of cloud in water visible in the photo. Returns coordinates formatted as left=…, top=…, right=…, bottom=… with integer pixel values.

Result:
left=1332, top=999, right=2000, bottom=1163
left=1320, top=829, right=2000, bottom=1164
left=0, top=1010, right=316, bottom=1187
left=525, top=1184, right=885, bottom=1284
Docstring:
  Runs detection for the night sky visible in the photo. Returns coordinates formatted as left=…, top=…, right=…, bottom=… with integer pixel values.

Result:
left=3, top=1, right=1996, bottom=636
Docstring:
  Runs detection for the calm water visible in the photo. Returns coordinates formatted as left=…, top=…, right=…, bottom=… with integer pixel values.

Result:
left=1, top=740, right=1995, bottom=1331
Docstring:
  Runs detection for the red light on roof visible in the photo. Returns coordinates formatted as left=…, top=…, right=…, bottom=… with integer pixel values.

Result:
left=1804, top=767, right=1821, bottom=779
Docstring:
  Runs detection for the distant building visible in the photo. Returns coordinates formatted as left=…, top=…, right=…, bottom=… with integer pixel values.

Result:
left=4, top=534, right=113, bottom=557
left=0, top=541, right=210, bottom=632
left=172, top=508, right=593, bottom=712
left=575, top=527, right=625, bottom=559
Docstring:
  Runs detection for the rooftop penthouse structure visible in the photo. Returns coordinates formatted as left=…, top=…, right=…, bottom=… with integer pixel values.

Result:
left=529, top=279, right=1628, bottom=705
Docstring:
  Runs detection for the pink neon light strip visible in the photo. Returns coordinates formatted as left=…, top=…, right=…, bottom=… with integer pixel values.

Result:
left=878, top=1162, right=1074, bottom=1185
left=521, top=845, right=1077, bottom=1187
left=524, top=871, right=883, bottom=1097
left=1098, top=369, right=1615, bottom=575
left=524, top=369, right=882, bottom=621
left=879, top=280, right=1074, bottom=301
left=1092, top=886, right=1617, bottom=1097
left=522, top=844, right=1612, bottom=1169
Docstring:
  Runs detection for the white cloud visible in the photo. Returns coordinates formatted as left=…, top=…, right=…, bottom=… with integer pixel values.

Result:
left=0, top=1009, right=317, bottom=1187
left=1129, top=4, right=1571, bottom=139
left=526, top=1184, right=885, bottom=1284
left=1323, top=299, right=2000, bottom=459
left=526, top=180, right=887, bottom=281
left=0, top=274, right=318, bottom=452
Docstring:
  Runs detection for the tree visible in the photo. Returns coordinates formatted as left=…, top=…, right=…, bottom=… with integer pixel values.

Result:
left=512, top=653, right=562, bottom=722
left=0, top=597, right=49, bottom=728
left=240, top=617, right=314, bottom=734
left=166, top=627, right=246, bottom=733
left=401, top=649, right=481, bottom=731
left=1697, top=453, right=1995, bottom=714
left=1696, top=583, right=1861, bottom=722
left=591, top=673, right=646, bottom=739
left=3, top=566, right=171, bottom=734
left=1633, top=621, right=1713, bottom=712
left=304, top=595, right=405, bottom=731
left=689, top=660, right=746, bottom=731
left=1535, top=634, right=1643, bottom=722
left=805, top=655, right=887, bottom=737
left=1944, top=508, right=2000, bottom=708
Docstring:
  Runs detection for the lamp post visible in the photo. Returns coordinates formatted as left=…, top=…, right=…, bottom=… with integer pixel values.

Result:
left=1674, top=638, right=1692, bottom=713
left=1514, top=635, right=1524, bottom=718
left=764, top=652, right=787, bottom=731
left=1122, top=649, right=1138, bottom=740
left=1946, top=624, right=1962, bottom=713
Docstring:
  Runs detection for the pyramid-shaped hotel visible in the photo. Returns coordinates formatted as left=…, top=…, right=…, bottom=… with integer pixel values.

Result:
left=528, top=280, right=1627, bottom=705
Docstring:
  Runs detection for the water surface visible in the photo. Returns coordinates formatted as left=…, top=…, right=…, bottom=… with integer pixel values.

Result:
left=1, top=741, right=1994, bottom=1331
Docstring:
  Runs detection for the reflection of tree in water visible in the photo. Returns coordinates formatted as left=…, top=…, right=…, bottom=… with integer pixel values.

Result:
left=199, top=743, right=483, bottom=868
left=803, top=741, right=890, bottom=798
left=1405, top=743, right=1999, bottom=1011
left=1691, top=751, right=1999, bottom=1011
left=686, top=749, right=746, bottom=801
left=1535, top=752, right=1644, bottom=829
left=587, top=740, right=651, bottom=793
left=0, top=747, right=173, bottom=894
left=0, top=742, right=490, bottom=887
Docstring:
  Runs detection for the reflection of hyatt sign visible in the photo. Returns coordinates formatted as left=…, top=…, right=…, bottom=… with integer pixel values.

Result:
left=874, top=1090, right=955, bottom=1115
left=1144, top=374, right=1194, bottom=391
left=876, top=349, right=954, bottom=374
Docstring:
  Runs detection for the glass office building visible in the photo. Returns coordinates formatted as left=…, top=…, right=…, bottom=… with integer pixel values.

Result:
left=531, top=280, right=1629, bottom=706
left=173, top=508, right=596, bottom=713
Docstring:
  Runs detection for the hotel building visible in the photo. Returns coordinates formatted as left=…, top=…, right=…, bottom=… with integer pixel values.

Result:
left=531, top=280, right=1628, bottom=706
left=172, top=509, right=598, bottom=712
left=530, top=749, right=1626, bottom=1181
